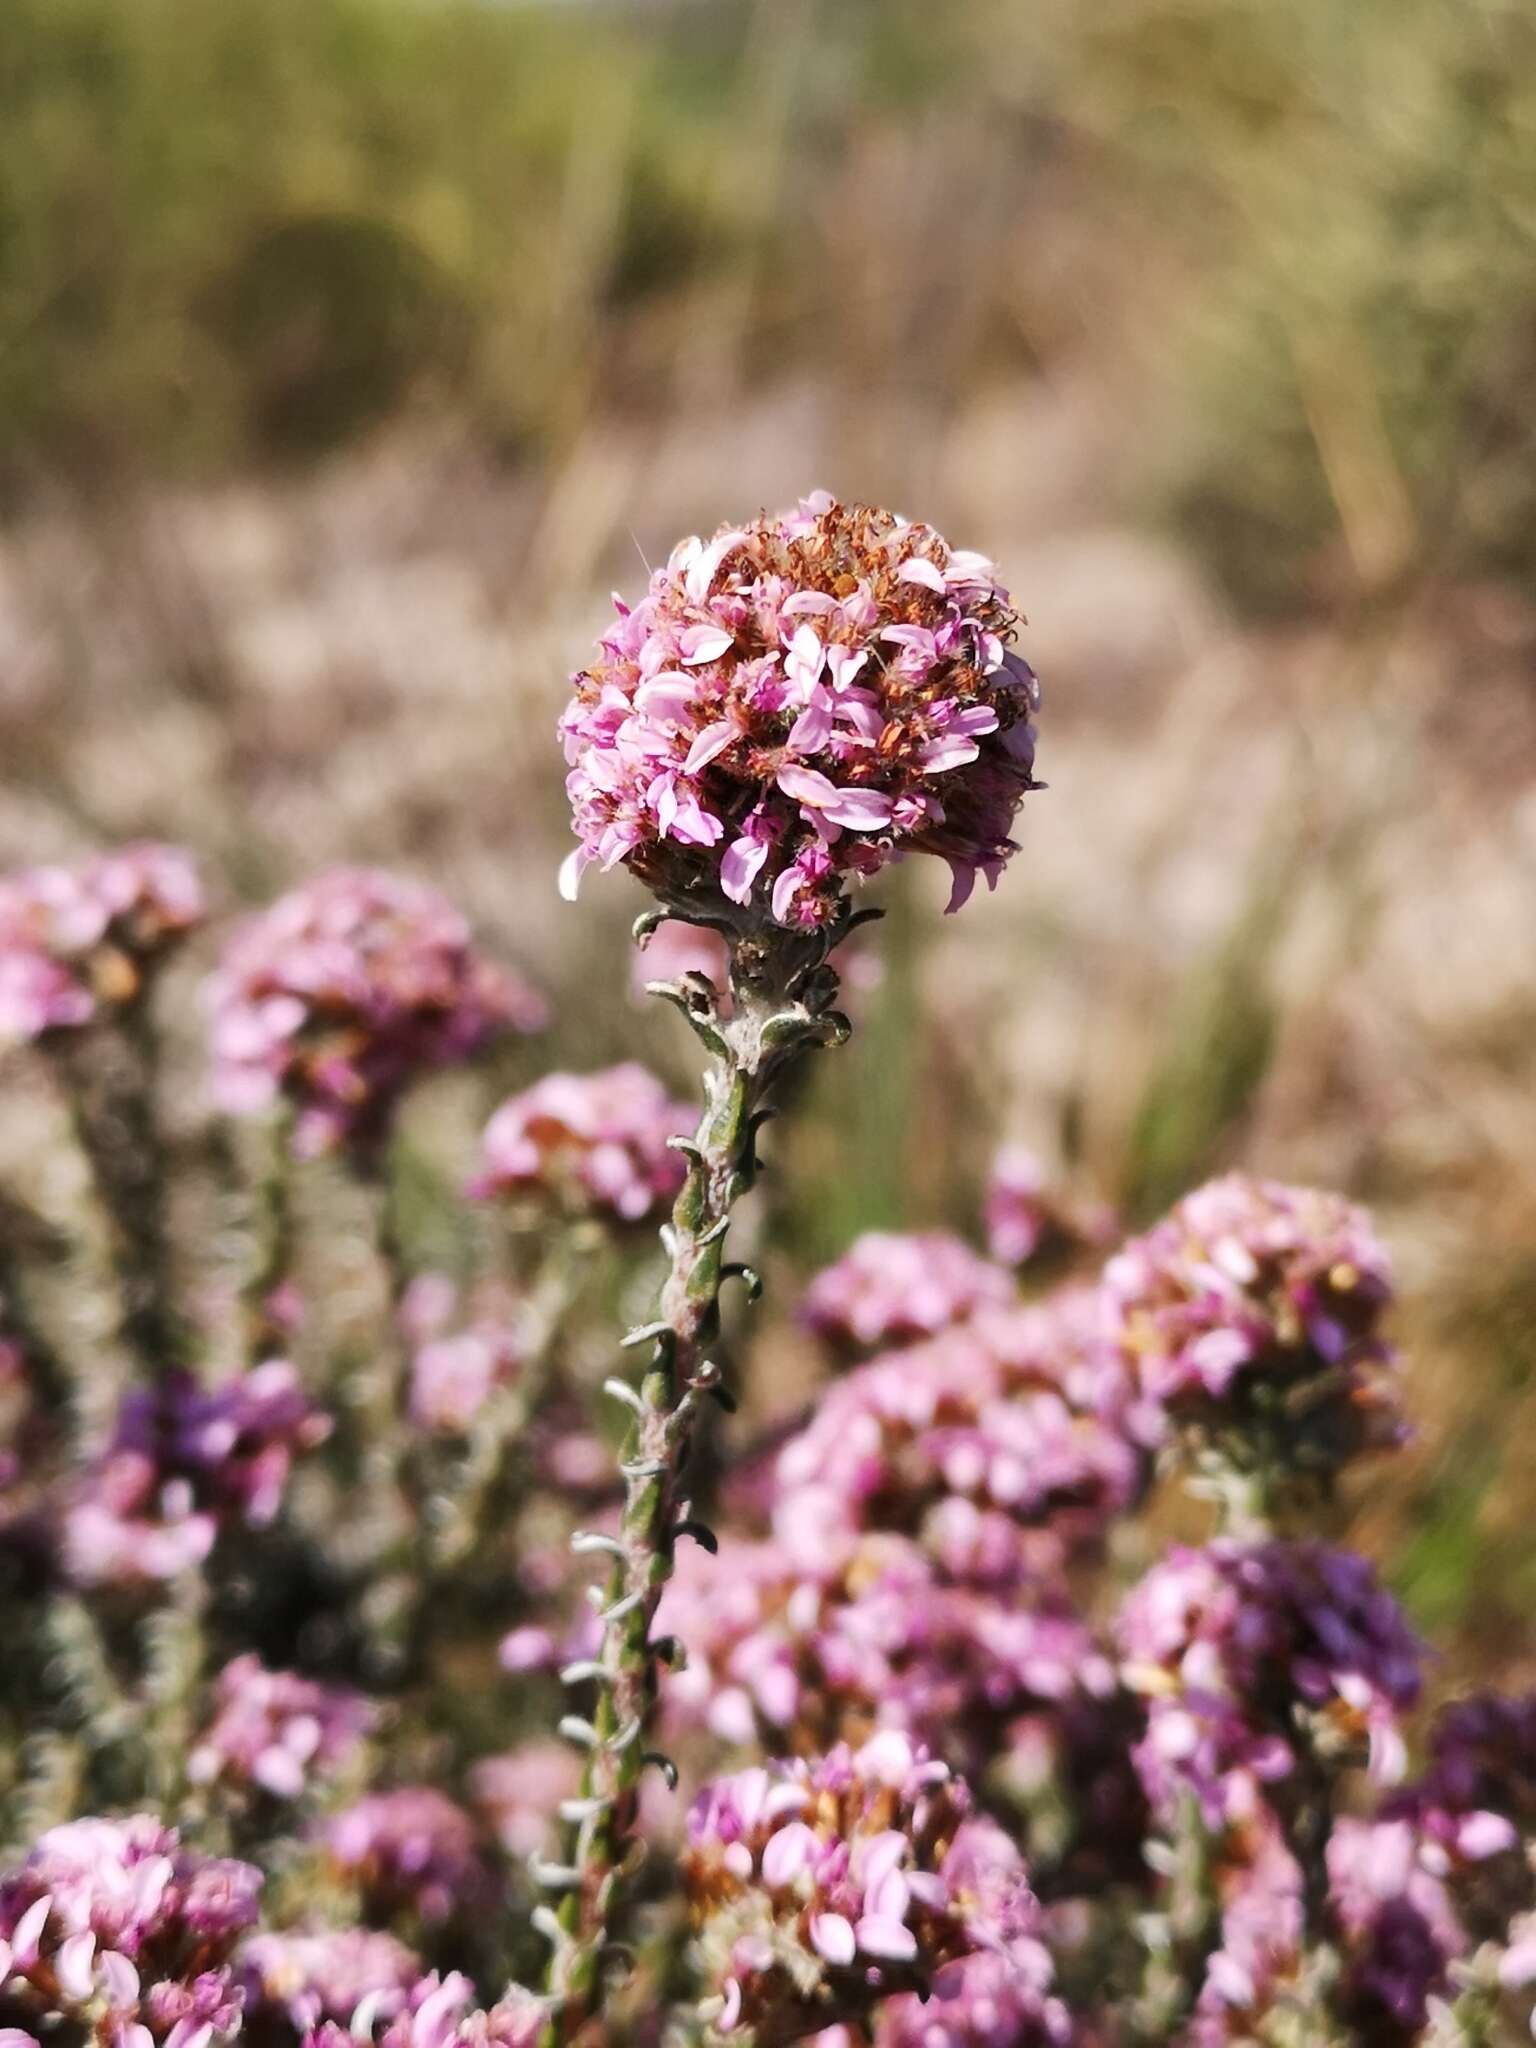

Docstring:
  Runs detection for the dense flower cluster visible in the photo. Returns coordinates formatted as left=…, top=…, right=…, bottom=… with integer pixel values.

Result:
left=1102, top=1174, right=1403, bottom=1468
left=468, top=1744, right=578, bottom=1862
left=0, top=844, right=205, bottom=1047
left=774, top=1298, right=1151, bottom=1577
left=207, top=869, right=543, bottom=1157
left=323, top=1791, right=483, bottom=1924
left=681, top=1732, right=1049, bottom=2038
left=303, top=1975, right=545, bottom=2048
left=983, top=1146, right=1115, bottom=1270
left=64, top=1364, right=330, bottom=1588
left=239, top=1925, right=425, bottom=2033
left=1118, top=1539, right=1424, bottom=1825
left=408, top=1322, right=526, bottom=1434
left=471, top=1064, right=691, bottom=1223
left=559, top=493, right=1039, bottom=925
left=0, top=1815, right=260, bottom=2047
left=799, top=1234, right=1016, bottom=1355
left=1325, top=1817, right=1465, bottom=2039
left=659, top=1529, right=1112, bottom=1771
left=188, top=1657, right=375, bottom=1803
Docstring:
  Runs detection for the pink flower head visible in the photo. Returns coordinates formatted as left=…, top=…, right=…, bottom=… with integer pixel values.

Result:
left=206, top=868, right=544, bottom=1158
left=774, top=1295, right=1151, bottom=1577
left=1117, top=1539, right=1424, bottom=1828
left=303, top=1976, right=546, bottom=2048
left=469, top=1743, right=581, bottom=1861
left=409, top=1322, right=525, bottom=1434
left=0, top=844, right=204, bottom=1046
left=63, top=1364, right=329, bottom=1589
left=682, top=1735, right=1046, bottom=2039
left=239, top=1926, right=426, bottom=2033
left=656, top=1526, right=1114, bottom=1774
left=1101, top=1174, right=1404, bottom=1466
left=471, top=1064, right=692, bottom=1223
left=0, top=1815, right=258, bottom=2044
left=323, top=1789, right=484, bottom=1924
left=559, top=496, right=1038, bottom=926
left=799, top=1232, right=1017, bottom=1355
left=188, top=1655, right=375, bottom=1802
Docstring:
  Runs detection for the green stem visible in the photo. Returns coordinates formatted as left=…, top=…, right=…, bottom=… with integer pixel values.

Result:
left=538, top=912, right=857, bottom=2042
left=48, top=1012, right=186, bottom=1376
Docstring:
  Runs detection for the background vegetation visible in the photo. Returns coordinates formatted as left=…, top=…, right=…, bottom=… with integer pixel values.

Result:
left=2, top=0, right=1534, bottom=1679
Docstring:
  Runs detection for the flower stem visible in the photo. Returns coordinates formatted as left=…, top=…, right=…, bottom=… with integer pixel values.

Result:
left=539, top=910, right=860, bottom=2040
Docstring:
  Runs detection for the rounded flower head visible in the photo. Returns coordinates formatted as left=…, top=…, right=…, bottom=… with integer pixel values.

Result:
left=682, top=1733, right=1043, bottom=2040
left=471, top=1064, right=692, bottom=1223
left=0, top=844, right=204, bottom=1047
left=63, top=1364, right=330, bottom=1590
left=799, top=1234, right=1017, bottom=1356
left=0, top=1814, right=259, bottom=2047
left=188, top=1655, right=375, bottom=1802
left=323, top=1789, right=484, bottom=1924
left=207, top=868, right=544, bottom=1159
left=303, top=1975, right=544, bottom=2048
left=1117, top=1539, right=1424, bottom=1826
left=559, top=493, right=1038, bottom=926
left=1102, top=1173, right=1403, bottom=1474
left=239, top=1926, right=426, bottom=2034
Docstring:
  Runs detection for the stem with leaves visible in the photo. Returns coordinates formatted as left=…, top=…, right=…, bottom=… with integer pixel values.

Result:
left=537, top=905, right=869, bottom=2042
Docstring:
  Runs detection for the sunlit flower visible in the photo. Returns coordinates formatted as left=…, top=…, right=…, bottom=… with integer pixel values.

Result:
left=559, top=494, right=1038, bottom=925
left=471, top=1064, right=691, bottom=1223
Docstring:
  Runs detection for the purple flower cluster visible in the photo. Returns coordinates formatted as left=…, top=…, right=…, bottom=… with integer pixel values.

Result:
left=659, top=1529, right=1112, bottom=1770
left=1102, top=1174, right=1403, bottom=1461
left=983, top=1146, right=1115, bottom=1271
left=471, top=1064, right=691, bottom=1223
left=207, top=869, right=543, bottom=1158
left=0, top=845, right=205, bottom=1047
left=239, top=1925, right=424, bottom=2034
left=467, top=1745, right=578, bottom=1862
left=774, top=1298, right=1152, bottom=1584
left=64, top=1364, right=330, bottom=1589
left=0, top=1815, right=260, bottom=2048
left=682, top=1731, right=1050, bottom=2038
left=188, top=1657, right=375, bottom=1803
left=799, top=1234, right=1016, bottom=1356
left=408, top=1323, right=526, bottom=1435
left=558, top=493, right=1039, bottom=925
left=1117, top=1539, right=1424, bottom=1826
left=302, top=1974, right=544, bottom=2048
left=1325, top=1818, right=1466, bottom=2039
left=323, top=1791, right=483, bottom=1925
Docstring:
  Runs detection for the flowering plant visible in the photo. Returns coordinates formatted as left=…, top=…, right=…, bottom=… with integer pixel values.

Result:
left=0, top=496, right=1531, bottom=2048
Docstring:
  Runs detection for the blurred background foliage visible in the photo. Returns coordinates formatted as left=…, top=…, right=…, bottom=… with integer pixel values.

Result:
left=1, top=0, right=1534, bottom=1679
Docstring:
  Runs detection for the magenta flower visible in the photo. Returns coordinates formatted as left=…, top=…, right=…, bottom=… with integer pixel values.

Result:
left=63, top=1364, right=329, bottom=1589
left=799, top=1233, right=1016, bottom=1355
left=558, top=494, right=1038, bottom=925
left=206, top=868, right=544, bottom=1158
left=323, top=1790, right=484, bottom=1924
left=409, top=1323, right=526, bottom=1434
left=658, top=1528, right=1112, bottom=1771
left=682, top=1733, right=1047, bottom=2039
left=1326, top=1818, right=1466, bottom=2039
left=774, top=1296, right=1151, bottom=1576
left=0, top=1815, right=259, bottom=2048
left=0, top=844, right=204, bottom=1047
left=470, top=1064, right=692, bottom=1223
left=188, top=1655, right=375, bottom=1802
left=468, top=1743, right=580, bottom=1862
left=1101, top=1174, right=1403, bottom=1464
left=302, top=1975, right=544, bottom=2048
left=1117, top=1539, right=1423, bottom=1827
left=239, top=1926, right=426, bottom=2033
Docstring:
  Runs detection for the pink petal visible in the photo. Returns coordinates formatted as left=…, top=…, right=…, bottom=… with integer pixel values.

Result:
left=811, top=1913, right=857, bottom=1967
left=680, top=625, right=734, bottom=665
left=897, top=557, right=945, bottom=592
left=856, top=1916, right=918, bottom=1962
